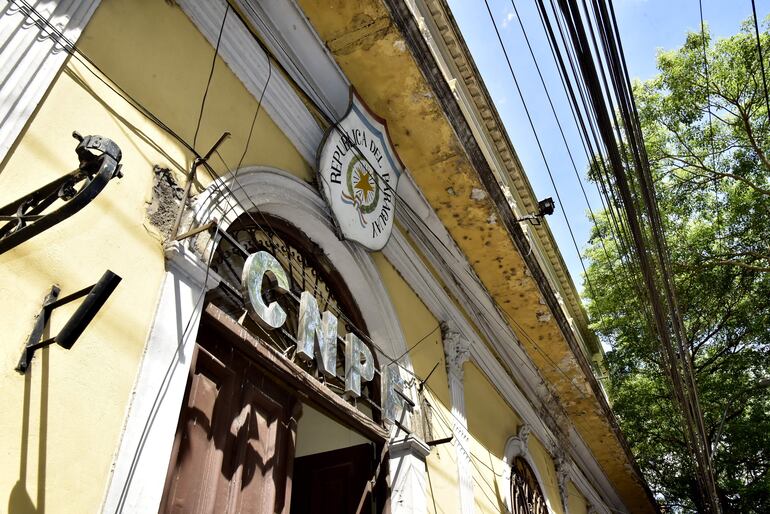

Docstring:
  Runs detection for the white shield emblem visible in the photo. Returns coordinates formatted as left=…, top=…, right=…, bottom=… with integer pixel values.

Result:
left=317, top=90, right=404, bottom=251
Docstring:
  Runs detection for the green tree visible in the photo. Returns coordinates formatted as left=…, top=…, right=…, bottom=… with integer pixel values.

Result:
left=584, top=20, right=770, bottom=512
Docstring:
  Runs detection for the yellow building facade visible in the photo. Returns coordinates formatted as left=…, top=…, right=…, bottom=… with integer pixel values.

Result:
left=0, top=1, right=657, bottom=513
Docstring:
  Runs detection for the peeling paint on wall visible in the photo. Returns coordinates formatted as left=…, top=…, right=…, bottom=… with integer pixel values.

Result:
left=145, top=165, right=184, bottom=241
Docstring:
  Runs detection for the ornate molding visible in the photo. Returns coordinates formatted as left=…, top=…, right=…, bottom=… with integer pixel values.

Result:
left=438, top=319, right=475, bottom=513
left=390, top=434, right=431, bottom=514
left=0, top=0, right=101, bottom=164
left=164, top=241, right=221, bottom=291
left=504, top=423, right=531, bottom=464
left=390, top=434, right=431, bottom=460
left=442, top=320, right=470, bottom=379
left=502, top=424, right=557, bottom=514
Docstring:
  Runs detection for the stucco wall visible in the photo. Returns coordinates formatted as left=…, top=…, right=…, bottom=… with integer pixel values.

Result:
left=465, top=362, right=520, bottom=513
left=529, top=435, right=565, bottom=514
left=568, top=480, right=589, bottom=514
left=373, top=252, right=572, bottom=514
left=371, top=253, right=462, bottom=513
left=0, top=1, right=309, bottom=513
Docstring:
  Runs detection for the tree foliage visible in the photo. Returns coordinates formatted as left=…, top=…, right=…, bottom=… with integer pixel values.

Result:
left=584, top=20, right=770, bottom=513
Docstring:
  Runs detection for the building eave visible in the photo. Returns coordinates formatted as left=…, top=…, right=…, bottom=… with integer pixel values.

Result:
left=416, top=0, right=602, bottom=363
left=293, top=0, right=657, bottom=511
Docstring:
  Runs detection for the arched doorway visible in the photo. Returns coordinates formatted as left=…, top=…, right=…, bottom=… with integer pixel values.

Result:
left=158, top=169, right=413, bottom=513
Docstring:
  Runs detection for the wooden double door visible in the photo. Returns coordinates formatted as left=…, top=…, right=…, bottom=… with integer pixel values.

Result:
left=160, top=326, right=379, bottom=514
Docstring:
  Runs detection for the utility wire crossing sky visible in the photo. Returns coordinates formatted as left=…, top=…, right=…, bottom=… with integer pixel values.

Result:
left=449, top=0, right=768, bottom=297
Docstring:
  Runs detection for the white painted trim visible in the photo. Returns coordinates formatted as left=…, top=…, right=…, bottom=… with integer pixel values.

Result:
left=194, top=167, right=429, bottom=514
left=0, top=0, right=101, bottom=165
left=442, top=322, right=475, bottom=514
left=501, top=424, right=557, bottom=514
left=239, top=0, right=349, bottom=121
left=176, top=0, right=324, bottom=164
left=390, top=436, right=431, bottom=514
left=193, top=167, right=411, bottom=365
left=569, top=469, right=612, bottom=514
left=100, top=243, right=222, bottom=514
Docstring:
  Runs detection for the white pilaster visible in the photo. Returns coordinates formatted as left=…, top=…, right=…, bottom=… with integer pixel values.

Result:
left=100, top=243, right=220, bottom=514
left=389, top=435, right=431, bottom=514
left=442, top=321, right=475, bottom=514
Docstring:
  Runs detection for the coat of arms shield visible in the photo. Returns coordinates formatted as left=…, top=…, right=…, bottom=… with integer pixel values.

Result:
left=317, top=89, right=405, bottom=251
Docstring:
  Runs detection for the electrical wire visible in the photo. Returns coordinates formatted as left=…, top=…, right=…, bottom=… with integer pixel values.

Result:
left=751, top=0, right=770, bottom=126
left=236, top=59, right=271, bottom=171
left=538, top=0, right=721, bottom=509
left=13, top=0, right=608, bottom=456
left=505, top=0, right=616, bottom=274
left=482, top=0, right=597, bottom=300
left=193, top=2, right=230, bottom=151
left=531, top=0, right=650, bottom=330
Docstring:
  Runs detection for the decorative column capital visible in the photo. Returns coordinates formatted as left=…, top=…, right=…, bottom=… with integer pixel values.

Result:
left=504, top=423, right=531, bottom=463
left=390, top=434, right=431, bottom=460
left=442, top=321, right=471, bottom=379
left=164, top=241, right=221, bottom=291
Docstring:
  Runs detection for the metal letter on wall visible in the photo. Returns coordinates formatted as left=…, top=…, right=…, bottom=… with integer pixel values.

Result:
left=296, top=290, right=338, bottom=377
left=0, top=132, right=123, bottom=255
left=383, top=363, right=409, bottom=423
left=344, top=332, right=375, bottom=397
left=241, top=250, right=289, bottom=329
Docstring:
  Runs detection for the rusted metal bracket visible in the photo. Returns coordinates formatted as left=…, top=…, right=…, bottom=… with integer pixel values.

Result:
left=170, top=132, right=230, bottom=240
left=16, top=270, right=122, bottom=374
left=174, top=219, right=218, bottom=242
left=0, top=132, right=123, bottom=255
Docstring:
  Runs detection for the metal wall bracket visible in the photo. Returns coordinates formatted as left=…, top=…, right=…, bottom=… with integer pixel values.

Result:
left=16, top=270, right=122, bottom=374
left=426, top=436, right=453, bottom=447
left=170, top=131, right=230, bottom=239
left=0, top=132, right=123, bottom=255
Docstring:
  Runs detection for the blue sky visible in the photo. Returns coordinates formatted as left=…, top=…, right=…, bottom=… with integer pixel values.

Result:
left=448, top=0, right=767, bottom=296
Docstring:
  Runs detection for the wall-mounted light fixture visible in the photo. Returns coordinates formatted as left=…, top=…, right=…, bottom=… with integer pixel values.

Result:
left=16, top=270, right=122, bottom=373
left=0, top=132, right=123, bottom=255
left=515, top=197, right=556, bottom=225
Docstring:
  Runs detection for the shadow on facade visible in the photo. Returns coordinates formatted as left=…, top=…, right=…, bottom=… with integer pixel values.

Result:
left=9, top=348, right=49, bottom=514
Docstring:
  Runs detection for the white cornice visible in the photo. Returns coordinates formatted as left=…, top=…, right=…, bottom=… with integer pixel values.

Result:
left=0, top=0, right=101, bottom=166
left=238, top=0, right=349, bottom=121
